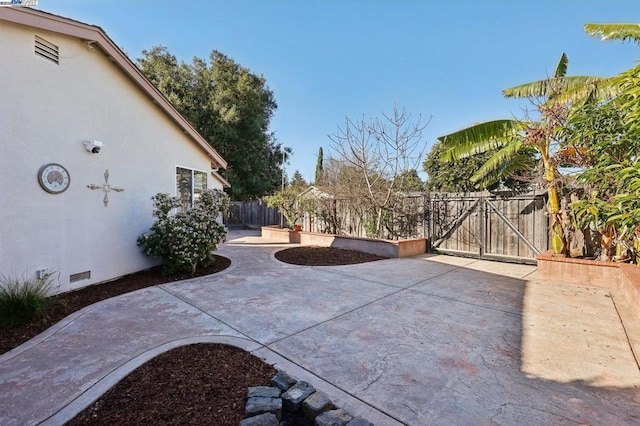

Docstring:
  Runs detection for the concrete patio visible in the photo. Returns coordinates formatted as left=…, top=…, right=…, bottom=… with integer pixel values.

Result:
left=1, top=230, right=640, bottom=425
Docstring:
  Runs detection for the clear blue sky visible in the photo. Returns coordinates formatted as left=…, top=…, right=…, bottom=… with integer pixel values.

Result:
left=41, top=0, right=640, bottom=184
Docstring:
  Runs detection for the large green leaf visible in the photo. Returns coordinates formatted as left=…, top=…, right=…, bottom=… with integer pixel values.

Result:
left=585, top=23, right=640, bottom=44
left=438, top=120, right=521, bottom=146
left=502, top=76, right=606, bottom=99
left=470, top=141, right=526, bottom=185
left=438, top=120, right=521, bottom=163
left=552, top=77, right=618, bottom=105
left=472, top=151, right=535, bottom=189
left=553, top=53, right=568, bottom=78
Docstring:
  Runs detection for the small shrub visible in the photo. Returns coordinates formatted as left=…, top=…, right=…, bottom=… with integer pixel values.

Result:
left=0, top=272, right=57, bottom=329
left=137, top=189, right=229, bottom=275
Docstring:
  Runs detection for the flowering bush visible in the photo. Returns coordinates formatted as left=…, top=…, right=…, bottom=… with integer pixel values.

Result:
left=137, top=190, right=229, bottom=274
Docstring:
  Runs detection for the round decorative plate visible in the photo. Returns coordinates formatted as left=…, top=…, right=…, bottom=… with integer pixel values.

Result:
left=38, top=163, right=70, bottom=194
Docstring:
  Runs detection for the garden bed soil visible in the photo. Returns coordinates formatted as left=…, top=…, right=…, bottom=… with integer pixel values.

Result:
left=1, top=247, right=384, bottom=425
left=275, top=245, right=388, bottom=266
left=67, top=343, right=276, bottom=425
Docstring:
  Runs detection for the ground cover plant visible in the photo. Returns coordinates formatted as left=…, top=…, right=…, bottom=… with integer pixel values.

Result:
left=0, top=272, right=57, bottom=329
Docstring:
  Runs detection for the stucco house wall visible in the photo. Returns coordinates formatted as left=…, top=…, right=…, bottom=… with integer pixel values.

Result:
left=0, top=8, right=228, bottom=293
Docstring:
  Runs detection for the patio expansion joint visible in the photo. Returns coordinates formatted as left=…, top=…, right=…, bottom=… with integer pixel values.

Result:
left=407, top=287, right=523, bottom=318
left=609, top=291, right=640, bottom=373
left=258, top=344, right=409, bottom=426
left=319, top=265, right=523, bottom=319
left=155, top=285, right=265, bottom=349
left=315, top=262, right=457, bottom=290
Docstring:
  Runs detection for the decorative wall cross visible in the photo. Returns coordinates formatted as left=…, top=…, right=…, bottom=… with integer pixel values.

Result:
left=87, top=169, right=124, bottom=206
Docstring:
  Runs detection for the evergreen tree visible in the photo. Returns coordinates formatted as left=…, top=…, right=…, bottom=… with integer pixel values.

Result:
left=290, top=170, right=308, bottom=188
left=315, top=147, right=324, bottom=185
left=137, top=46, right=290, bottom=200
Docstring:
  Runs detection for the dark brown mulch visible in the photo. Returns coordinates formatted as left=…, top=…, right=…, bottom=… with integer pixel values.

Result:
left=1, top=246, right=382, bottom=425
left=0, top=255, right=231, bottom=355
left=67, top=343, right=276, bottom=426
left=275, top=246, right=388, bottom=266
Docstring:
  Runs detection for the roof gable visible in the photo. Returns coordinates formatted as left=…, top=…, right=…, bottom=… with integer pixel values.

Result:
left=0, top=7, right=227, bottom=169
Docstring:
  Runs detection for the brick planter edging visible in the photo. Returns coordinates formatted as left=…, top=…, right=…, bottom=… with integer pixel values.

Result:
left=261, top=226, right=427, bottom=258
left=241, top=369, right=373, bottom=426
left=536, top=250, right=640, bottom=320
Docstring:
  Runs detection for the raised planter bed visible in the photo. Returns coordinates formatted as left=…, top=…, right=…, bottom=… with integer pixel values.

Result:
left=261, top=226, right=427, bottom=258
left=537, top=250, right=640, bottom=320
left=261, top=225, right=301, bottom=243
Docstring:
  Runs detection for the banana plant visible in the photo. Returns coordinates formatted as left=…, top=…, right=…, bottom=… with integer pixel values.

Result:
left=584, top=23, right=640, bottom=44
left=439, top=54, right=608, bottom=256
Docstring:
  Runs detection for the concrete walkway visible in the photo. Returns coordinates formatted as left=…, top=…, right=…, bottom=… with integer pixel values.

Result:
left=2, top=230, right=640, bottom=425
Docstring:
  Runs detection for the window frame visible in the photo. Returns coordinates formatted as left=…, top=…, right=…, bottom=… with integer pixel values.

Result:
left=175, top=166, right=208, bottom=211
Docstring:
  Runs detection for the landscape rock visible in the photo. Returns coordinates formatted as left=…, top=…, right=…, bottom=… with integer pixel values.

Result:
left=240, top=412, right=279, bottom=426
left=315, top=408, right=354, bottom=426
left=302, top=391, right=335, bottom=419
left=270, top=370, right=297, bottom=391
left=282, top=380, right=316, bottom=412
left=281, top=411, right=314, bottom=426
left=247, top=386, right=281, bottom=398
left=245, top=396, right=282, bottom=419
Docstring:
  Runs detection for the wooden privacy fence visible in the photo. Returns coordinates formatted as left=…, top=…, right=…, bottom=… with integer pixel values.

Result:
left=429, top=191, right=548, bottom=264
left=227, top=191, right=550, bottom=263
left=225, top=200, right=281, bottom=229
left=301, top=190, right=549, bottom=264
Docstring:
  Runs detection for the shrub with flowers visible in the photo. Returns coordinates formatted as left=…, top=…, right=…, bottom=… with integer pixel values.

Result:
left=137, top=190, right=229, bottom=274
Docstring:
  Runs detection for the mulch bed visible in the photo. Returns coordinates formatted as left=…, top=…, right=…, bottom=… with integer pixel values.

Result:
left=67, top=343, right=276, bottom=425
left=275, top=246, right=388, bottom=266
left=1, top=246, right=384, bottom=425
left=0, top=255, right=231, bottom=355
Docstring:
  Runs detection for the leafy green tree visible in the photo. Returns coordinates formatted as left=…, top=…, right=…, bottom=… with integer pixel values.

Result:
left=438, top=54, right=606, bottom=255
left=395, top=169, right=424, bottom=192
left=565, top=30, right=640, bottom=261
left=137, top=46, right=289, bottom=200
left=424, top=141, right=493, bottom=192
left=315, top=147, right=324, bottom=185
left=290, top=170, right=308, bottom=188
left=423, top=141, right=534, bottom=192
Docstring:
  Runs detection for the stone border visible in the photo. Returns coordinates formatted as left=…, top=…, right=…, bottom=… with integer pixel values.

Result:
left=242, top=370, right=373, bottom=425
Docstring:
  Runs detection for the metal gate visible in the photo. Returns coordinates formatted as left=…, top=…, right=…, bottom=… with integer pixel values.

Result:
left=428, top=191, right=548, bottom=264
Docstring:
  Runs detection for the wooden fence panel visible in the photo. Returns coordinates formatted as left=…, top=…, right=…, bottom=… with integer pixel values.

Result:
left=225, top=201, right=281, bottom=229
left=429, top=191, right=548, bottom=263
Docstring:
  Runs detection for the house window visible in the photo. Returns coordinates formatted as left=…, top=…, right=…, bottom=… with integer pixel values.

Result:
left=176, top=167, right=207, bottom=211
left=35, top=35, right=59, bottom=64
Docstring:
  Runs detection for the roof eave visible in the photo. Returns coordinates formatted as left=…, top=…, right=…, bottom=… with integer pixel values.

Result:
left=0, top=7, right=227, bottom=170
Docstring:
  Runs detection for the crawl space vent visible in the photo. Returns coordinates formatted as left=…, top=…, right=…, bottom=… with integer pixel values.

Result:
left=35, top=35, right=59, bottom=64
left=70, top=271, right=91, bottom=283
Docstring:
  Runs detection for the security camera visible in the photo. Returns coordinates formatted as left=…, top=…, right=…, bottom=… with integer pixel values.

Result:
left=84, top=140, right=103, bottom=154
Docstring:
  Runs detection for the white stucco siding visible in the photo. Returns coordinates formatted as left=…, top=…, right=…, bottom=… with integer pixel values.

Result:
left=0, top=21, right=224, bottom=293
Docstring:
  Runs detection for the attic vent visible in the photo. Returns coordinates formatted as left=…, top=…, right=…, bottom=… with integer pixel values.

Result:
left=35, top=35, right=59, bottom=64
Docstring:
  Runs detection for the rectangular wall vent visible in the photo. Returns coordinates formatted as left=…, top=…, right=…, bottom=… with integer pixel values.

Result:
left=35, top=35, right=59, bottom=64
left=70, top=271, right=91, bottom=283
